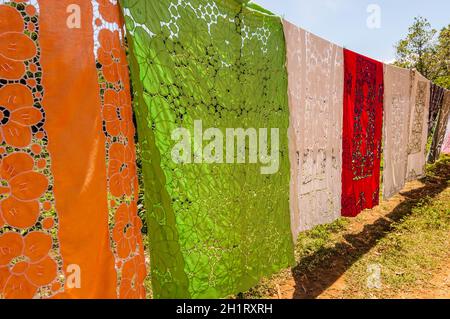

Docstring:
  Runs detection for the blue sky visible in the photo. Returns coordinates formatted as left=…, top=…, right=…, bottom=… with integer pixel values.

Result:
left=253, top=0, right=450, bottom=62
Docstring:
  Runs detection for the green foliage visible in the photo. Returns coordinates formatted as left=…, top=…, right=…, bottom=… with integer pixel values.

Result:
left=394, top=17, right=449, bottom=89
left=394, top=17, right=436, bottom=77
left=433, top=24, right=450, bottom=88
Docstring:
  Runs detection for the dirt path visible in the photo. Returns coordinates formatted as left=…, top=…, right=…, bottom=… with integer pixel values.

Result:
left=269, top=171, right=450, bottom=299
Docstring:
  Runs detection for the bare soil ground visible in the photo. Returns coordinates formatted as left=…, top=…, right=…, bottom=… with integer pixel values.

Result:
left=244, top=156, right=450, bottom=300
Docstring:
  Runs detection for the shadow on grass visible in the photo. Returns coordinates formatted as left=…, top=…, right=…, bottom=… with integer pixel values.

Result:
left=291, top=157, right=450, bottom=299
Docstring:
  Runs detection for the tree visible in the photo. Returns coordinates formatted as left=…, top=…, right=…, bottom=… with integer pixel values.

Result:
left=433, top=25, right=450, bottom=88
left=394, top=16, right=436, bottom=78
left=394, top=17, right=450, bottom=89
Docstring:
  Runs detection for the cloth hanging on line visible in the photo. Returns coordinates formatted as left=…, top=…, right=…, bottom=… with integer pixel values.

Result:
left=382, top=65, right=412, bottom=200
left=428, top=90, right=450, bottom=163
left=341, top=49, right=384, bottom=217
left=442, top=113, right=450, bottom=154
left=428, top=83, right=445, bottom=136
left=283, top=20, right=343, bottom=239
left=0, top=0, right=146, bottom=299
left=121, top=0, right=295, bottom=299
left=406, top=71, right=431, bottom=181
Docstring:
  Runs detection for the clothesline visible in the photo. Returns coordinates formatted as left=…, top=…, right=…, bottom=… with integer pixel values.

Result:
left=0, top=0, right=448, bottom=300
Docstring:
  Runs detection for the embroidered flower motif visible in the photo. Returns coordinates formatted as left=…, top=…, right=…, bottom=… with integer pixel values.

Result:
left=103, top=89, right=132, bottom=137
left=108, top=143, right=136, bottom=198
left=98, top=29, right=128, bottom=84
left=0, top=231, right=57, bottom=299
left=0, top=84, right=43, bottom=148
left=119, top=255, right=146, bottom=299
left=112, top=203, right=142, bottom=259
left=0, top=4, right=37, bottom=80
left=94, top=0, right=147, bottom=298
left=0, top=153, right=48, bottom=229
left=97, top=0, right=120, bottom=24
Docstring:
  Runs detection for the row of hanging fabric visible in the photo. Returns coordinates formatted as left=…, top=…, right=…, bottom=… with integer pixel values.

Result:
left=0, top=0, right=449, bottom=299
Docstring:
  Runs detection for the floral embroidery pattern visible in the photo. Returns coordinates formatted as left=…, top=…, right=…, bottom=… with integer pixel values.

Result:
left=0, top=85, right=41, bottom=147
left=408, top=81, right=427, bottom=155
left=91, top=0, right=146, bottom=299
left=0, top=0, right=64, bottom=299
left=352, top=56, right=380, bottom=181
left=341, top=49, right=383, bottom=217
left=122, top=0, right=295, bottom=298
left=0, top=4, right=36, bottom=80
left=0, top=232, right=57, bottom=299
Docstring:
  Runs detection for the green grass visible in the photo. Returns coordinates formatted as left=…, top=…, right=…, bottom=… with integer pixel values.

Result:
left=241, top=154, right=450, bottom=299
left=344, top=189, right=450, bottom=298
left=241, top=218, right=350, bottom=299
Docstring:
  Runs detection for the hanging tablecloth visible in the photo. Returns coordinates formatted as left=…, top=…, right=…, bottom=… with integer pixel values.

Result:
left=0, top=0, right=146, bottom=299
left=406, top=71, right=431, bottom=181
left=382, top=65, right=412, bottom=200
left=442, top=113, right=450, bottom=154
left=341, top=49, right=384, bottom=217
left=428, top=83, right=445, bottom=137
left=428, top=90, right=450, bottom=163
left=283, top=20, right=343, bottom=238
left=121, top=0, right=294, bottom=298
